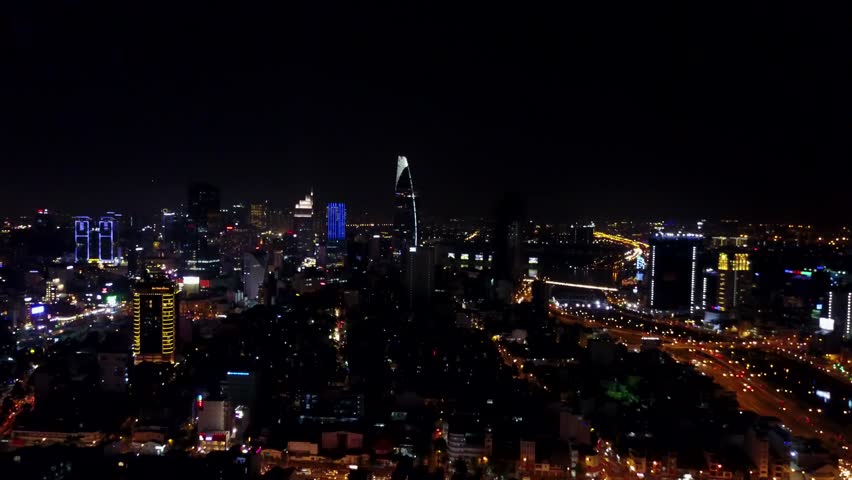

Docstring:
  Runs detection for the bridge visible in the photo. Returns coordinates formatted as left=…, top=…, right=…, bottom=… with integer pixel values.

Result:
left=544, top=279, right=617, bottom=292
left=593, top=231, right=649, bottom=250
left=523, top=277, right=618, bottom=292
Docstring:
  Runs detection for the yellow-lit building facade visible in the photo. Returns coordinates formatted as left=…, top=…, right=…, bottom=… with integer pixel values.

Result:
left=716, top=252, right=752, bottom=313
left=132, top=274, right=179, bottom=364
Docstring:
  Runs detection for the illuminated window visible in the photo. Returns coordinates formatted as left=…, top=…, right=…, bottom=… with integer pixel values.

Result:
left=733, top=253, right=750, bottom=271
left=718, top=253, right=729, bottom=271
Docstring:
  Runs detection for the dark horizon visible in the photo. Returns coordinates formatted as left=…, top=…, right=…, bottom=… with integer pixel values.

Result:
left=2, top=3, right=850, bottom=223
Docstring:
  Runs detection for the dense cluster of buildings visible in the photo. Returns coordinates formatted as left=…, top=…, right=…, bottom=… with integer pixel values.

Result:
left=0, top=157, right=851, bottom=480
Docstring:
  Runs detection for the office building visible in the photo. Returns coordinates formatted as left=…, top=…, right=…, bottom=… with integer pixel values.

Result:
left=293, top=193, right=315, bottom=262
left=492, top=193, right=526, bottom=301
left=197, top=398, right=234, bottom=452
left=250, top=202, right=268, bottom=230
left=402, top=246, right=436, bottom=309
left=221, top=371, right=258, bottom=422
left=327, top=202, right=346, bottom=244
left=73, top=216, right=92, bottom=263
left=187, top=183, right=221, bottom=228
left=826, top=287, right=852, bottom=339
left=160, top=209, right=179, bottom=247
left=393, top=156, right=418, bottom=252
left=715, top=251, right=752, bottom=314
left=647, top=232, right=703, bottom=315
left=132, top=271, right=179, bottom=364
left=242, top=251, right=268, bottom=304
left=98, top=216, right=117, bottom=264
left=326, top=203, right=346, bottom=264
left=185, top=183, right=221, bottom=278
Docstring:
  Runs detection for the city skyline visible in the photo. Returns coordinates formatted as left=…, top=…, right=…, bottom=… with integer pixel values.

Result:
left=2, top=4, right=852, bottom=478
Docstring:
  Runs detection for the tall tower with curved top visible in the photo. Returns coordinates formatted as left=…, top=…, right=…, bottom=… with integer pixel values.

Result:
left=393, top=156, right=418, bottom=251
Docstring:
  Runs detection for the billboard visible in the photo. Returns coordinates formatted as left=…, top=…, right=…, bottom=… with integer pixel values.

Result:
left=819, top=317, right=835, bottom=331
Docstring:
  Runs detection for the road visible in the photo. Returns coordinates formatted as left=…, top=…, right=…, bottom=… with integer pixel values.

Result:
left=669, top=347, right=848, bottom=454
left=554, top=308, right=852, bottom=458
left=0, top=307, right=124, bottom=436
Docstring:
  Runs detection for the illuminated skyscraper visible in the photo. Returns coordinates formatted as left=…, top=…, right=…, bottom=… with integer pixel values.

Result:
left=73, top=216, right=92, bottom=263
left=98, top=216, right=116, bottom=263
left=327, top=203, right=346, bottom=243
left=826, top=287, right=852, bottom=339
left=250, top=202, right=268, bottom=230
left=647, top=232, right=703, bottom=315
left=393, top=156, right=418, bottom=252
left=132, top=271, right=179, bottom=364
left=326, top=203, right=346, bottom=265
left=714, top=250, right=752, bottom=314
left=293, top=193, right=315, bottom=261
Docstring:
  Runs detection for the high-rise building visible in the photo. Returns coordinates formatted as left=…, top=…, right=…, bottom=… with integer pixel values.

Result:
left=401, top=246, right=437, bottom=310
left=230, top=203, right=249, bottom=227
left=250, top=202, right=268, bottom=230
left=160, top=209, right=179, bottom=245
left=326, top=203, right=346, bottom=265
left=647, top=232, right=703, bottom=315
left=132, top=271, right=179, bottom=364
left=826, top=287, right=852, bottom=339
left=393, top=156, right=418, bottom=252
left=714, top=250, right=752, bottom=314
left=492, top=193, right=526, bottom=302
left=221, top=370, right=258, bottom=420
left=242, top=251, right=268, bottom=304
left=187, top=183, right=221, bottom=229
left=98, top=216, right=117, bottom=264
left=327, top=203, right=346, bottom=243
left=293, top=193, right=315, bottom=262
left=185, top=184, right=221, bottom=278
left=73, top=216, right=92, bottom=263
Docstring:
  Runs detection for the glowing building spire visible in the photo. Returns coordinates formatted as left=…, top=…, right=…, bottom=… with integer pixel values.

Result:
left=393, top=155, right=418, bottom=248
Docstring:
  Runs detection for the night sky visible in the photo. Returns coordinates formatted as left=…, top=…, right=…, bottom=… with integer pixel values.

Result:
left=1, top=3, right=850, bottom=223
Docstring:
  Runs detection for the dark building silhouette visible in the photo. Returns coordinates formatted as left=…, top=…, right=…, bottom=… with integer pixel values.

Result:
left=492, top=193, right=526, bottom=302
left=647, top=233, right=704, bottom=315
left=185, top=183, right=221, bottom=278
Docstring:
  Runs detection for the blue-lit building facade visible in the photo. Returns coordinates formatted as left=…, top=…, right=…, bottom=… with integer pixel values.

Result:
left=74, top=216, right=91, bottom=263
left=326, top=203, right=346, bottom=266
left=98, top=216, right=117, bottom=263
left=327, top=203, right=346, bottom=243
left=73, top=214, right=122, bottom=264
